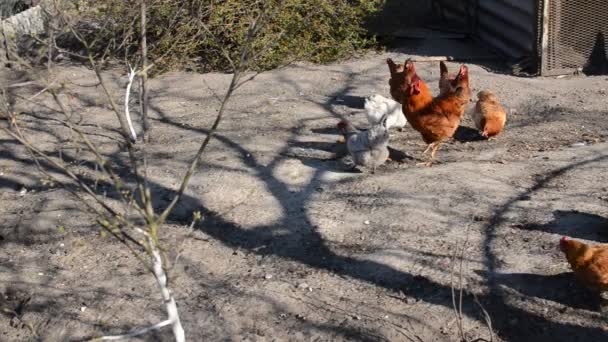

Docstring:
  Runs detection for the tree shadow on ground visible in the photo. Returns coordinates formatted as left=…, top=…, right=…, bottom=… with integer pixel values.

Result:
left=152, top=106, right=608, bottom=342
left=479, top=153, right=608, bottom=341
left=513, top=210, right=608, bottom=243
left=476, top=270, right=599, bottom=311
left=4, top=63, right=608, bottom=341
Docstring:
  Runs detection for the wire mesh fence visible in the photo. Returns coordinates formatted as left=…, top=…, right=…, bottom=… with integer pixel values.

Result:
left=542, top=0, right=608, bottom=75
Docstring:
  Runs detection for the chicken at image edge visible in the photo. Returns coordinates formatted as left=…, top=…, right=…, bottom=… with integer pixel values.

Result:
left=560, top=236, right=608, bottom=293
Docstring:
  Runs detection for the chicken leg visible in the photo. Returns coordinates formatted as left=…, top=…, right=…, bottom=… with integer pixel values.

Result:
left=417, top=141, right=441, bottom=167
left=430, top=142, right=442, bottom=160
left=422, top=142, right=435, bottom=155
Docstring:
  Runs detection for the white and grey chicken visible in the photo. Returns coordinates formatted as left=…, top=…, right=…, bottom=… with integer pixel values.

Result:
left=364, top=94, right=407, bottom=130
left=337, top=116, right=390, bottom=173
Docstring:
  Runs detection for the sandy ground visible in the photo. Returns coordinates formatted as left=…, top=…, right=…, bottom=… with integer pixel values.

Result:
left=1, top=43, right=608, bottom=341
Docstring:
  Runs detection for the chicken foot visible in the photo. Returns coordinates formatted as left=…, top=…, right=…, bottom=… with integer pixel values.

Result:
left=417, top=141, right=442, bottom=167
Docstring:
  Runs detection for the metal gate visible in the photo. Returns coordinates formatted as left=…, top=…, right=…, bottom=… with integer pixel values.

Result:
left=540, top=0, right=608, bottom=76
left=433, top=0, right=608, bottom=76
left=433, top=0, right=541, bottom=75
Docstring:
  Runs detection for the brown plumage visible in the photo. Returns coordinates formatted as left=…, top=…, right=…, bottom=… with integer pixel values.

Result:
left=398, top=59, right=469, bottom=166
left=473, top=90, right=507, bottom=138
left=387, top=58, right=406, bottom=104
left=438, top=61, right=472, bottom=104
left=560, top=236, right=608, bottom=292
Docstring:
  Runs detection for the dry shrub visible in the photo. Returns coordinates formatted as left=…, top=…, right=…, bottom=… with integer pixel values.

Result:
left=64, top=0, right=383, bottom=74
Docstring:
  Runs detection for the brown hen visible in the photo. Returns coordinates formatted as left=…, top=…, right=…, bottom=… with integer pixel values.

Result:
left=473, top=90, right=507, bottom=138
left=438, top=61, right=472, bottom=118
left=398, top=59, right=469, bottom=166
left=560, top=236, right=608, bottom=293
left=387, top=58, right=406, bottom=104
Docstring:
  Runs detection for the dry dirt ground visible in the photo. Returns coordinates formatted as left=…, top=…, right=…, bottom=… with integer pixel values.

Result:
left=1, top=48, right=608, bottom=341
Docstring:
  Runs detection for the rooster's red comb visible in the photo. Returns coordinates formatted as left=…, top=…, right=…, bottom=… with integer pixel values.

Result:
left=459, top=65, right=468, bottom=76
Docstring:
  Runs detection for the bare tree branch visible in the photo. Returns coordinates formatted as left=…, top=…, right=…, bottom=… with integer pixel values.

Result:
left=97, top=319, right=172, bottom=341
left=156, top=8, right=269, bottom=226
left=0, top=2, right=310, bottom=341
left=450, top=223, right=494, bottom=342
left=139, top=0, right=150, bottom=142
left=97, top=228, right=184, bottom=342
left=124, top=64, right=138, bottom=141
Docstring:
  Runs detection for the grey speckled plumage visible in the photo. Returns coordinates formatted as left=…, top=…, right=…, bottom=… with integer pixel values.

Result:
left=340, top=115, right=390, bottom=172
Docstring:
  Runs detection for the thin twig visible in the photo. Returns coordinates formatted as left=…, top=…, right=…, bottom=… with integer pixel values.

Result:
left=2, top=127, right=118, bottom=218
left=450, top=224, right=471, bottom=341
left=459, top=225, right=469, bottom=339
left=450, top=222, right=495, bottom=342
left=98, top=319, right=172, bottom=341
left=156, top=8, right=268, bottom=226
left=172, top=212, right=202, bottom=269
left=472, top=292, right=494, bottom=342
left=139, top=0, right=150, bottom=142
left=97, top=229, right=186, bottom=342
left=48, top=89, right=142, bottom=215
left=5, top=81, right=38, bottom=89
left=124, top=64, right=138, bottom=141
